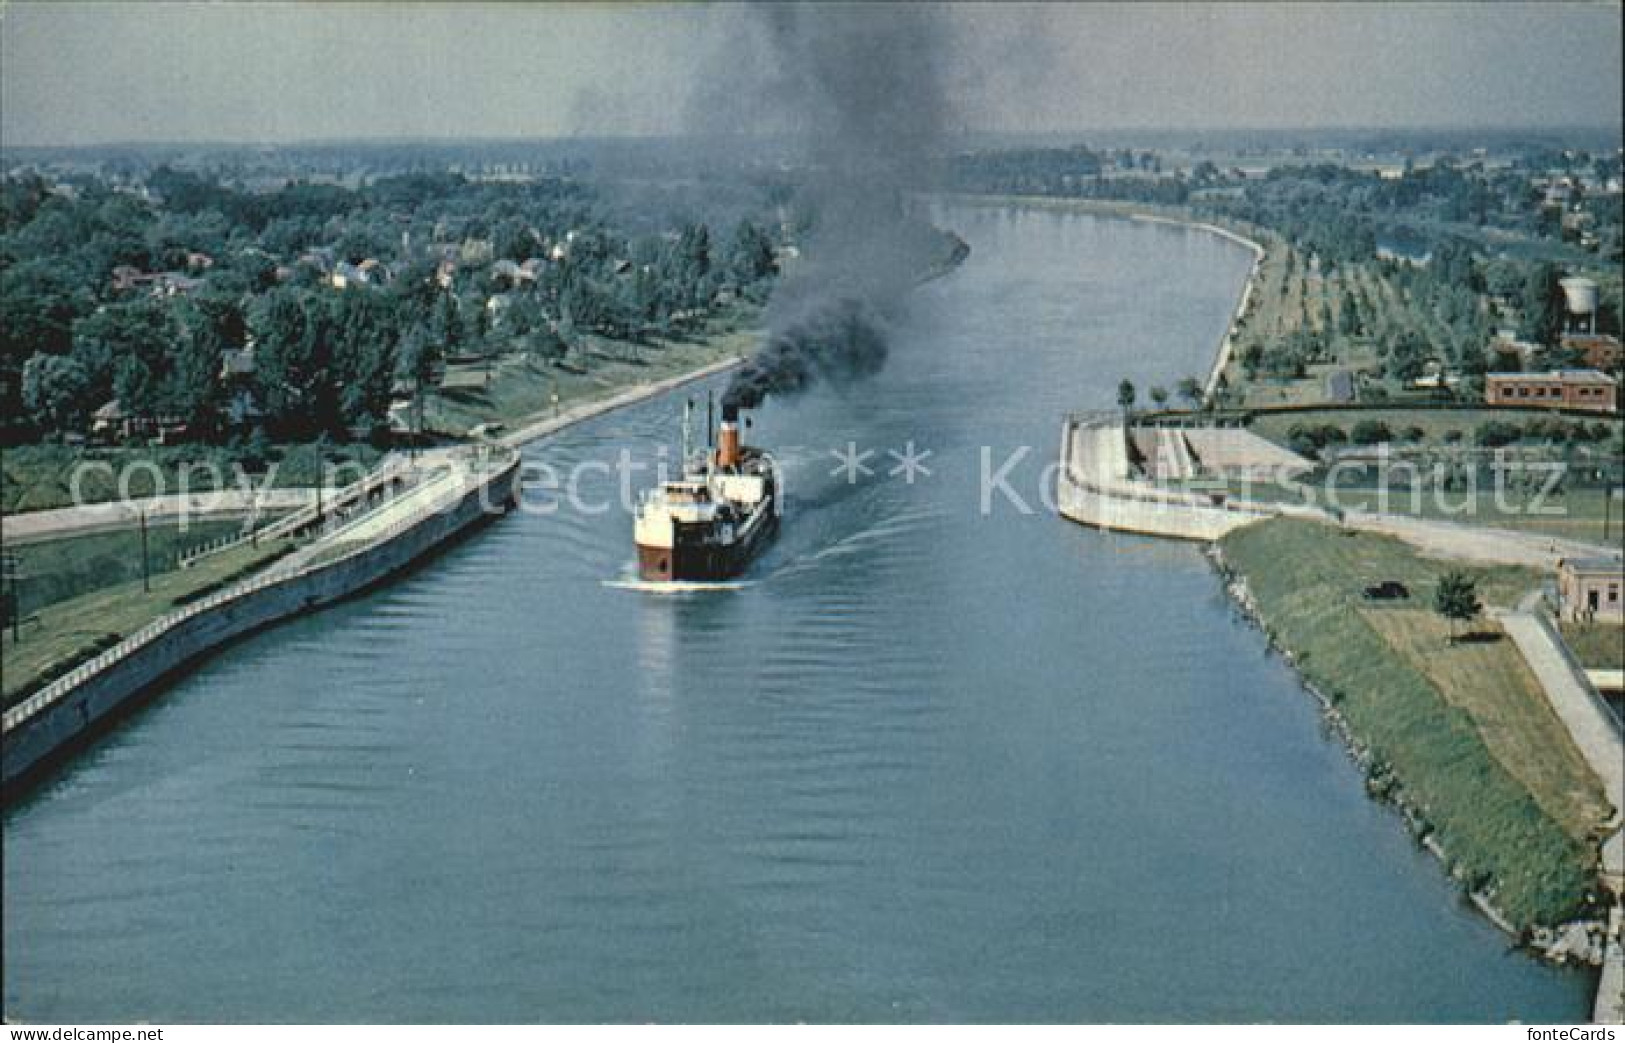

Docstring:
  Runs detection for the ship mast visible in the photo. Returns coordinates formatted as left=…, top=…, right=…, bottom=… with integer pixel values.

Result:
left=682, top=398, right=693, bottom=472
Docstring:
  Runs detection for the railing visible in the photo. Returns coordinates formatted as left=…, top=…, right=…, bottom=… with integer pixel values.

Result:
left=3, top=449, right=519, bottom=737
left=179, top=460, right=416, bottom=569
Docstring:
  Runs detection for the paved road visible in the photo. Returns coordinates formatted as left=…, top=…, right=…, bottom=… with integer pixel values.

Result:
left=1347, top=511, right=1618, bottom=571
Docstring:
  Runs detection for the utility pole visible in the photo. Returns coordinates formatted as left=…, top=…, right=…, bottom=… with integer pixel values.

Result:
left=2, top=553, right=21, bottom=642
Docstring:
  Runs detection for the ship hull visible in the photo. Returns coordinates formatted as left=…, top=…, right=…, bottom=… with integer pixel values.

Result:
left=635, top=502, right=778, bottom=583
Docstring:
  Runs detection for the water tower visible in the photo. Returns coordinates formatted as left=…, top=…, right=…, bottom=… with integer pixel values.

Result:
left=1560, top=276, right=1598, bottom=334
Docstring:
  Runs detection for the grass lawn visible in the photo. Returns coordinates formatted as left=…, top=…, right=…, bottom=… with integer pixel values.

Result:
left=425, top=322, right=757, bottom=437
left=1559, top=620, right=1625, bottom=671
left=1249, top=407, right=1622, bottom=449
left=2, top=537, right=295, bottom=709
left=7, top=519, right=247, bottom=616
left=1362, top=608, right=1612, bottom=843
left=1219, top=518, right=1605, bottom=929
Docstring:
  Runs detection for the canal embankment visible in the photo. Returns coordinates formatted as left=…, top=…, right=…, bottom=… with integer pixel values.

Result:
left=1044, top=199, right=1623, bottom=1017
left=1, top=446, right=521, bottom=799
left=1213, top=522, right=1613, bottom=940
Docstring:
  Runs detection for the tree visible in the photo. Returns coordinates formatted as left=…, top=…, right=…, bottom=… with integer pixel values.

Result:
left=1176, top=376, right=1204, bottom=410
left=1149, top=385, right=1169, bottom=409
left=1384, top=330, right=1432, bottom=383
left=21, top=353, right=92, bottom=433
left=1518, top=263, right=1565, bottom=347
left=1434, top=571, right=1482, bottom=644
left=1116, top=379, right=1136, bottom=417
left=727, top=219, right=777, bottom=285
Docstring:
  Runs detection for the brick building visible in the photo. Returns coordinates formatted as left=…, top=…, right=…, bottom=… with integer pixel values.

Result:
left=1484, top=369, right=1618, bottom=414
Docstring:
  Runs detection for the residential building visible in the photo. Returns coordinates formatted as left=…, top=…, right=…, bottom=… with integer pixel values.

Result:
left=1561, top=333, right=1623, bottom=371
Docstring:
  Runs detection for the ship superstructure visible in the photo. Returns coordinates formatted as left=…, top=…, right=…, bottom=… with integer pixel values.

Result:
left=633, top=401, right=778, bottom=582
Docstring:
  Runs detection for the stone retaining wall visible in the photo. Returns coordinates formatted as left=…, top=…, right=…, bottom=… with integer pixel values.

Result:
left=2, top=456, right=521, bottom=797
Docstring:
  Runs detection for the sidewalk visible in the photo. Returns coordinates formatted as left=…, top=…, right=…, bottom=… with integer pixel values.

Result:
left=1498, top=592, right=1624, bottom=883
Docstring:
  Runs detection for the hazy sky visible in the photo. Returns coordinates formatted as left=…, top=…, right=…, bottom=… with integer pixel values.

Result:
left=1, top=2, right=1620, bottom=147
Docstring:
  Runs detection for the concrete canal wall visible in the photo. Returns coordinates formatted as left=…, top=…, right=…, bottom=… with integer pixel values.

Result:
left=1056, top=417, right=1278, bottom=541
left=2, top=453, right=521, bottom=797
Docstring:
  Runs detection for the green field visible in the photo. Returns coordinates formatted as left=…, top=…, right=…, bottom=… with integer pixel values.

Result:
left=2, top=537, right=296, bottom=709
left=1219, top=518, right=1608, bottom=929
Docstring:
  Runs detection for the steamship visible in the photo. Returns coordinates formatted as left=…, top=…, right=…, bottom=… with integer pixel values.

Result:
left=633, top=402, right=779, bottom=582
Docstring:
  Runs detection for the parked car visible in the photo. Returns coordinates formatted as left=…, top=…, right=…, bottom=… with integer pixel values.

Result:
left=1362, top=580, right=1410, bottom=600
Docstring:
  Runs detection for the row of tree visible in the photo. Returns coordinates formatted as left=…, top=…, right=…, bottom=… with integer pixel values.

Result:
left=3, top=166, right=787, bottom=444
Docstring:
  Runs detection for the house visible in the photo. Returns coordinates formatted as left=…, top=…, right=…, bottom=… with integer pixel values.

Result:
left=460, top=237, right=495, bottom=266
left=1485, top=370, right=1618, bottom=414
left=150, top=273, right=201, bottom=298
left=90, top=399, right=130, bottom=440
left=1557, top=556, right=1625, bottom=623
left=297, top=248, right=335, bottom=273
left=110, top=265, right=151, bottom=292
left=356, top=258, right=387, bottom=284
left=90, top=399, right=184, bottom=443
left=219, top=346, right=256, bottom=381
left=330, top=261, right=373, bottom=290
left=1409, top=362, right=1460, bottom=393
left=1561, top=333, right=1623, bottom=371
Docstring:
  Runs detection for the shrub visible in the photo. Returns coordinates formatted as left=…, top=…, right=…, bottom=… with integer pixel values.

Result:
left=1351, top=419, right=1394, bottom=445
left=1475, top=420, right=1523, bottom=448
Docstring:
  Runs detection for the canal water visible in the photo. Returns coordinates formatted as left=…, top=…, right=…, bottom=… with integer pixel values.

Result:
left=3, top=205, right=1594, bottom=1022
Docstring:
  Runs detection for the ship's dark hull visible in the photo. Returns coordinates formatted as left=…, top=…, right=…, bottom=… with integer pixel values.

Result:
left=636, top=502, right=778, bottom=583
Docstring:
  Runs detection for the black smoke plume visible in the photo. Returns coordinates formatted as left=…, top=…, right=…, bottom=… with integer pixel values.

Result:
left=723, top=297, right=888, bottom=410
left=698, top=4, right=958, bottom=411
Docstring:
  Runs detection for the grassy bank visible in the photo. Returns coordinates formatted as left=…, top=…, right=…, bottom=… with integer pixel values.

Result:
left=1218, top=517, right=1609, bottom=929
left=423, top=316, right=757, bottom=438
left=2, top=536, right=296, bottom=709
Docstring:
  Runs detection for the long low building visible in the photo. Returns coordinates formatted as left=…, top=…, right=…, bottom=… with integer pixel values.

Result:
left=1485, top=369, right=1619, bottom=414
